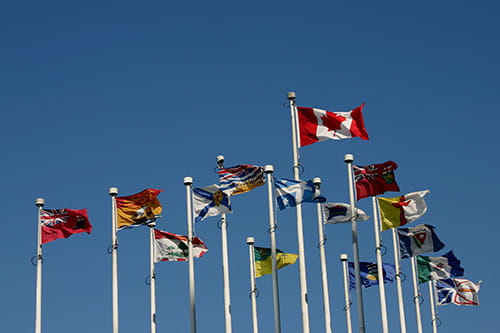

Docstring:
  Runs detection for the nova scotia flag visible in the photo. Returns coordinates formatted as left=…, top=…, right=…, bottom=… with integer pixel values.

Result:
left=193, top=185, right=232, bottom=223
left=274, top=177, right=326, bottom=210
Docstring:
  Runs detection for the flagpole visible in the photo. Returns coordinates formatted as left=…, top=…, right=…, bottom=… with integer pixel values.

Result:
left=428, top=281, right=438, bottom=333
left=392, top=228, right=407, bottom=333
left=35, top=198, right=45, bottom=333
left=109, top=187, right=119, bottom=333
left=372, top=197, right=389, bottom=333
left=246, top=237, right=259, bottom=333
left=410, top=256, right=423, bottom=333
left=340, top=254, right=353, bottom=333
left=344, top=154, right=366, bottom=333
left=314, top=178, right=332, bottom=333
left=287, top=91, right=311, bottom=333
left=184, top=177, right=197, bottom=333
left=149, top=225, right=157, bottom=333
left=216, top=156, right=233, bottom=333
left=264, top=165, right=281, bottom=333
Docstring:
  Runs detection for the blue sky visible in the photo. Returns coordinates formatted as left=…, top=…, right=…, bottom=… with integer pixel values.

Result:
left=1, top=1, right=498, bottom=332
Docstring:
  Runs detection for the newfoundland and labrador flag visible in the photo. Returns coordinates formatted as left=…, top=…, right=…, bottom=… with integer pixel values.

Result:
left=378, top=190, right=430, bottom=231
left=116, top=189, right=163, bottom=230
left=322, top=203, right=370, bottom=224
left=218, top=164, right=265, bottom=195
left=398, top=224, right=445, bottom=259
left=193, top=185, right=232, bottom=223
left=297, top=104, right=369, bottom=147
left=154, top=229, right=208, bottom=262
left=354, top=161, right=400, bottom=200
left=274, top=177, right=326, bottom=210
left=254, top=247, right=299, bottom=278
left=435, top=278, right=481, bottom=306
left=348, top=262, right=396, bottom=289
left=417, top=250, right=464, bottom=284
left=41, top=208, right=92, bottom=244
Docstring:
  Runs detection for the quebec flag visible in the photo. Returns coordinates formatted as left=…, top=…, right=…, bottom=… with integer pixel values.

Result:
left=193, top=185, right=232, bottom=223
left=274, top=177, right=326, bottom=210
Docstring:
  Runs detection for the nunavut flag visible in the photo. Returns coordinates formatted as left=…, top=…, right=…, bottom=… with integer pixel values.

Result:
left=378, top=190, right=430, bottom=231
left=41, top=209, right=92, bottom=244
left=354, top=161, right=400, bottom=200
left=116, top=189, right=163, bottom=230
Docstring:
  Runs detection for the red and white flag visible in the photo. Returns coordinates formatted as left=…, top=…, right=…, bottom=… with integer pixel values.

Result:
left=297, top=103, right=369, bottom=147
left=154, top=229, right=208, bottom=262
left=41, top=208, right=92, bottom=244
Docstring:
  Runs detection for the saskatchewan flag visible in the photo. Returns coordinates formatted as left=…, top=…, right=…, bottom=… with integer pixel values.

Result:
left=254, top=247, right=298, bottom=278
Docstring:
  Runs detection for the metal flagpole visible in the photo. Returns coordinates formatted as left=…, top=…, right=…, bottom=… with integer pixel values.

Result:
left=410, top=256, right=423, bottom=333
left=264, top=165, right=281, bottom=333
left=35, top=198, right=45, bottom=333
left=149, top=225, right=157, bottom=333
left=287, top=91, right=311, bottom=333
left=344, top=154, right=366, bottom=333
left=216, top=155, right=233, bottom=333
left=184, top=177, right=197, bottom=333
left=314, top=178, right=333, bottom=333
left=392, top=228, right=407, bottom=333
left=340, top=254, right=353, bottom=333
left=246, top=237, right=259, bottom=333
left=109, top=187, right=119, bottom=333
left=372, top=197, right=389, bottom=333
left=428, top=281, right=438, bottom=333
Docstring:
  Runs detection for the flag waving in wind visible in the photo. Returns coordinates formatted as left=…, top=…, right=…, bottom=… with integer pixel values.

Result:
left=378, top=190, right=430, bottom=231
left=193, top=185, right=232, bottom=223
left=435, top=278, right=481, bottom=306
left=218, top=164, right=265, bottom=195
left=154, top=229, right=208, bottom=262
left=116, top=189, right=163, bottom=230
left=41, top=208, right=92, bottom=244
left=354, top=161, right=400, bottom=200
left=417, top=251, right=464, bottom=283
left=322, top=203, right=370, bottom=224
left=297, top=103, right=369, bottom=147
left=274, top=177, right=326, bottom=210
left=398, top=224, right=445, bottom=259
left=254, top=247, right=299, bottom=278
left=348, top=262, right=396, bottom=289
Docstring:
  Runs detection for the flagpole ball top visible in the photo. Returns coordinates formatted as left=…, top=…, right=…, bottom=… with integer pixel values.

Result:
left=184, top=177, right=193, bottom=185
left=35, top=198, right=45, bottom=207
left=344, top=154, right=354, bottom=163
left=313, top=177, right=321, bottom=185
left=216, top=155, right=224, bottom=168
left=264, top=165, right=274, bottom=173
left=108, top=187, right=118, bottom=196
left=246, top=237, right=255, bottom=245
left=340, top=253, right=348, bottom=261
left=287, top=91, right=296, bottom=100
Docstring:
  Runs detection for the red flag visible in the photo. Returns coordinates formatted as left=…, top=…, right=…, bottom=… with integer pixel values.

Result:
left=297, top=104, right=368, bottom=147
left=41, top=209, right=92, bottom=244
left=354, top=161, right=400, bottom=200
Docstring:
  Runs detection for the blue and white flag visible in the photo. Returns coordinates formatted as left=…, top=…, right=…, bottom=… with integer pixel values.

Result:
left=435, top=278, right=481, bottom=306
left=274, top=177, right=326, bottom=210
left=218, top=164, right=265, bottom=195
left=193, top=185, right=232, bottom=223
left=398, top=224, right=445, bottom=259
left=322, top=202, right=370, bottom=224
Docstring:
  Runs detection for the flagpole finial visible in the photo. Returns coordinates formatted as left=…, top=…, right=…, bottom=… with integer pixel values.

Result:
left=108, top=187, right=118, bottom=196
left=344, top=154, right=354, bottom=163
left=35, top=198, right=45, bottom=207
left=216, top=155, right=225, bottom=169
left=184, top=177, right=193, bottom=185
left=340, top=254, right=348, bottom=261
left=287, top=91, right=296, bottom=100
left=313, top=177, right=321, bottom=185
left=246, top=237, right=255, bottom=245
left=264, top=165, right=274, bottom=173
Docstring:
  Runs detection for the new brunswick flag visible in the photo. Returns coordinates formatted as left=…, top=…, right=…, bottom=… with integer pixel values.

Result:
left=378, top=190, right=430, bottom=231
left=116, top=189, right=163, bottom=230
left=254, top=247, right=298, bottom=278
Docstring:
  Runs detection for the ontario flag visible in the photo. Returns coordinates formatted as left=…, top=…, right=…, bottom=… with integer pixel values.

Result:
left=297, top=103, right=369, bottom=147
left=40, top=209, right=92, bottom=244
left=354, top=161, right=400, bottom=200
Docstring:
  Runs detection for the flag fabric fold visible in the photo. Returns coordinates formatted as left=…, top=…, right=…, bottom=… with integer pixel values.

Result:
left=193, top=185, right=232, bottom=223
left=218, top=164, right=265, bottom=195
left=378, top=190, right=430, bottom=231
left=348, top=262, right=396, bottom=289
left=435, top=278, right=481, bottom=306
left=417, top=250, right=464, bottom=283
left=297, top=103, right=369, bottom=147
left=274, top=177, right=326, bottom=210
left=398, top=224, right=445, bottom=259
left=354, top=161, right=400, bottom=200
left=154, top=229, right=208, bottom=262
left=254, top=247, right=299, bottom=278
left=322, top=203, right=370, bottom=224
left=41, top=208, right=92, bottom=244
left=116, top=189, right=163, bottom=230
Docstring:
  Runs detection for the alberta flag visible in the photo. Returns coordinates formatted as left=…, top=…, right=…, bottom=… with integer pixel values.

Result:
left=322, top=203, right=369, bottom=224
left=193, top=185, right=232, bottom=223
left=435, top=278, right=481, bottom=306
left=348, top=262, right=396, bottom=289
left=218, top=164, right=265, bottom=195
left=378, top=190, right=430, bottom=231
left=417, top=250, right=464, bottom=283
left=274, top=177, right=326, bottom=210
left=398, top=224, right=445, bottom=259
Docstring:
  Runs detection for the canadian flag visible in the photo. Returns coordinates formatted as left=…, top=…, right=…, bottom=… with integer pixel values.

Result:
left=297, top=103, right=369, bottom=147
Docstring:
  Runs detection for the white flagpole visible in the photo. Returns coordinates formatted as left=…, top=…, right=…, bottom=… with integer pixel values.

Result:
left=216, top=155, right=233, bottom=333
left=344, top=154, right=366, bottom=333
left=184, top=177, right=197, bottom=333
left=314, top=178, right=332, bottom=333
left=372, top=197, right=389, bottom=333
left=149, top=225, right=157, bottom=333
left=264, top=165, right=281, bottom=333
left=246, top=237, right=259, bottom=333
left=410, top=256, right=423, bottom=333
left=392, top=228, right=407, bottom=333
left=340, top=254, right=353, bottom=333
left=35, top=198, right=45, bottom=333
left=428, top=281, right=438, bottom=333
left=287, top=91, right=311, bottom=333
left=109, top=187, right=119, bottom=333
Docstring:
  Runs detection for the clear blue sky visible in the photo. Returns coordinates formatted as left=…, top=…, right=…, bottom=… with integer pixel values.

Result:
left=1, top=1, right=498, bottom=332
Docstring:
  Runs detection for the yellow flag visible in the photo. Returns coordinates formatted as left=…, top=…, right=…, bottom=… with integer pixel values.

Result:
left=116, top=189, right=163, bottom=229
left=254, top=247, right=299, bottom=278
left=378, top=190, right=430, bottom=231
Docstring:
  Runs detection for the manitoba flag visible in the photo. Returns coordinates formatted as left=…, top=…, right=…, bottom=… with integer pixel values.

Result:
left=41, top=209, right=92, bottom=244
left=297, top=103, right=369, bottom=147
